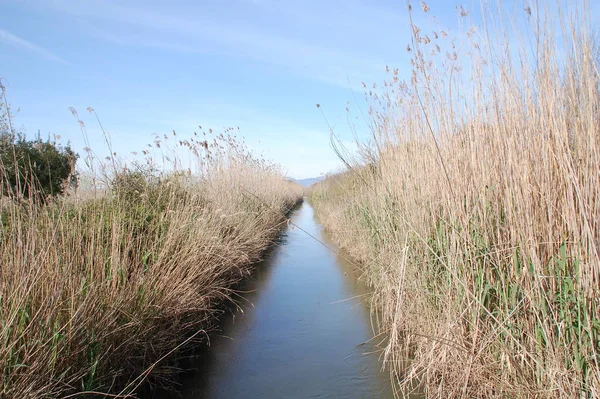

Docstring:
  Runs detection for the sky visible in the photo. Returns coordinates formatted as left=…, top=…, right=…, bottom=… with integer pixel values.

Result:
left=1, top=0, right=591, bottom=179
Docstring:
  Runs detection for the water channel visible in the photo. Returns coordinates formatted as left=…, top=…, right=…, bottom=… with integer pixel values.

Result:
left=160, top=201, right=395, bottom=398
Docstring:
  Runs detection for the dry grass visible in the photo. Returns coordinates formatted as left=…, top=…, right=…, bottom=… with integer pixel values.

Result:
left=0, top=123, right=302, bottom=397
left=311, top=1, right=600, bottom=397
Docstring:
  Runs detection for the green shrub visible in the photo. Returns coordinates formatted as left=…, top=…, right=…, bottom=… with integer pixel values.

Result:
left=0, top=131, right=78, bottom=201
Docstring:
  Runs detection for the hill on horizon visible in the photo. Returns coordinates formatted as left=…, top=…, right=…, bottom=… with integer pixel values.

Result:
left=289, top=176, right=324, bottom=187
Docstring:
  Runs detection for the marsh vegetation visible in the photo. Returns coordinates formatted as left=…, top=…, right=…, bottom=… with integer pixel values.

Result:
left=0, top=99, right=302, bottom=397
left=311, top=1, right=600, bottom=397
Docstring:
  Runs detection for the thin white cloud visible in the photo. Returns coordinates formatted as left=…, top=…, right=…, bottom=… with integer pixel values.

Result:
left=0, top=28, right=70, bottom=64
left=37, top=0, right=389, bottom=88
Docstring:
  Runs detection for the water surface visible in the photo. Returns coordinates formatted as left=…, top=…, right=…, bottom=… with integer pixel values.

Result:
left=166, top=201, right=395, bottom=399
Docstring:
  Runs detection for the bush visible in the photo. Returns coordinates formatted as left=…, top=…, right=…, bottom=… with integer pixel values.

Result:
left=0, top=131, right=78, bottom=201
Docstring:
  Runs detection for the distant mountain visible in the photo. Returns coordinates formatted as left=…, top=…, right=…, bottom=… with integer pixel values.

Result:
left=288, top=176, right=324, bottom=187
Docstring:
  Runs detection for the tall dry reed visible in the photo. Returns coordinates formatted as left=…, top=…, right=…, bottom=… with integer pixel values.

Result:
left=0, top=114, right=302, bottom=397
left=311, top=1, right=600, bottom=397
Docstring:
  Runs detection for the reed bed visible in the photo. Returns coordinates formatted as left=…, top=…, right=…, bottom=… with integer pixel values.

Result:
left=0, top=121, right=302, bottom=397
left=311, top=1, right=600, bottom=397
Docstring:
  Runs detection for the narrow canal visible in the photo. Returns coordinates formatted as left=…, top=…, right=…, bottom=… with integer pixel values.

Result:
left=165, top=201, right=395, bottom=398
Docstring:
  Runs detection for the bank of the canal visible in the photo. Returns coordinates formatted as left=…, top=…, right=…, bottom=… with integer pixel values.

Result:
left=157, top=201, right=395, bottom=399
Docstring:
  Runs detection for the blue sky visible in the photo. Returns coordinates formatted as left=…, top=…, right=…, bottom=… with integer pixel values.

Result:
left=0, top=0, right=581, bottom=178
